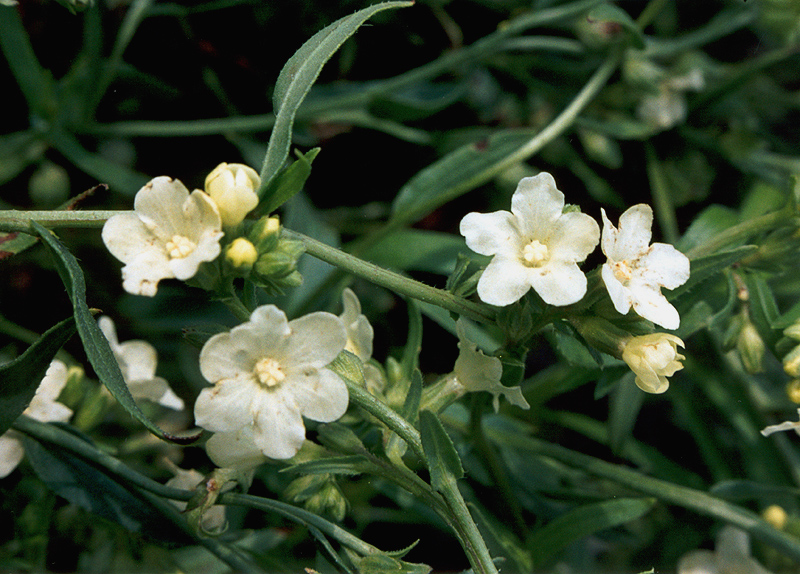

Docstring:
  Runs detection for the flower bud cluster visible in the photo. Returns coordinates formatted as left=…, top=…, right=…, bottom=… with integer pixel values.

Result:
left=244, top=216, right=304, bottom=295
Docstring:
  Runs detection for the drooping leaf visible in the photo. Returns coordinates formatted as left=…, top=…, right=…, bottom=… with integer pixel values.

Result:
left=527, top=497, right=655, bottom=567
left=31, top=221, right=199, bottom=444
left=259, top=1, right=413, bottom=194
left=419, top=410, right=464, bottom=492
left=0, top=316, right=76, bottom=436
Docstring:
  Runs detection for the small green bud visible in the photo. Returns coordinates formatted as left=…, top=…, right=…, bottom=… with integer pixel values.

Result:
left=248, top=215, right=282, bottom=252
left=737, top=322, right=765, bottom=374
left=785, top=323, right=800, bottom=342
left=29, top=162, right=70, bottom=207
left=317, top=423, right=366, bottom=455
left=224, top=238, right=258, bottom=276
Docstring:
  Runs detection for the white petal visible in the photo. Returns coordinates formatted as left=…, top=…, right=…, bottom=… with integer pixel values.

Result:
left=637, top=243, right=690, bottom=290
left=200, top=320, right=284, bottom=383
left=158, top=387, right=185, bottom=410
left=460, top=211, right=520, bottom=257
left=250, top=390, right=307, bottom=459
left=117, top=340, right=158, bottom=382
left=601, top=264, right=633, bottom=315
left=628, top=282, right=681, bottom=329
left=677, top=550, right=718, bottom=574
left=289, top=368, right=349, bottom=422
left=283, top=312, right=347, bottom=370
left=340, top=288, right=374, bottom=361
left=205, top=427, right=266, bottom=470
left=127, top=376, right=170, bottom=403
left=510, top=173, right=565, bottom=236
left=529, top=262, right=588, bottom=306
left=0, top=432, right=25, bottom=478
left=476, top=256, right=531, bottom=306
left=35, top=360, right=69, bottom=402
left=121, top=248, right=173, bottom=297
left=194, top=375, right=258, bottom=433
left=101, top=212, right=159, bottom=265
left=134, top=177, right=193, bottom=238
left=98, top=316, right=121, bottom=350
left=601, top=205, right=652, bottom=261
left=546, top=211, right=600, bottom=262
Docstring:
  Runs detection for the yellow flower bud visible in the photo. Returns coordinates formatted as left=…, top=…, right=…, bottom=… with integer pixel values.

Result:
left=787, top=380, right=800, bottom=404
left=784, top=345, right=800, bottom=378
left=763, top=505, right=788, bottom=530
left=622, top=333, right=685, bottom=394
left=248, top=215, right=281, bottom=252
left=225, top=238, right=258, bottom=274
left=205, top=162, right=260, bottom=226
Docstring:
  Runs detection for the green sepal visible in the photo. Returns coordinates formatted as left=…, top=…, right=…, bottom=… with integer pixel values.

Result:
left=259, top=147, right=320, bottom=216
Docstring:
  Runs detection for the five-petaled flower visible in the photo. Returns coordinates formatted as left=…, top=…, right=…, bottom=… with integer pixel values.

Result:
left=194, top=305, right=348, bottom=460
left=102, top=176, right=224, bottom=296
left=98, top=316, right=184, bottom=410
left=0, top=360, right=73, bottom=478
left=622, top=333, right=685, bottom=394
left=601, top=204, right=690, bottom=330
left=205, top=162, right=260, bottom=227
left=460, top=173, right=600, bottom=307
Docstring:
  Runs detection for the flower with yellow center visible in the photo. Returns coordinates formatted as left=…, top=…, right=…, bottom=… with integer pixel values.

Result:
left=601, top=204, right=690, bottom=329
left=194, top=305, right=348, bottom=460
left=460, top=173, right=600, bottom=306
left=622, top=333, right=685, bottom=394
left=102, top=176, right=223, bottom=296
left=205, top=162, right=260, bottom=227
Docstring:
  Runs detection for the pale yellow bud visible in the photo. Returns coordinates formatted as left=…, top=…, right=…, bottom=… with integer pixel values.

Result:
left=763, top=505, right=788, bottom=530
left=784, top=345, right=800, bottom=378
left=787, top=380, right=800, bottom=404
left=205, top=162, right=260, bottom=226
left=622, top=333, right=685, bottom=394
left=225, top=238, right=258, bottom=273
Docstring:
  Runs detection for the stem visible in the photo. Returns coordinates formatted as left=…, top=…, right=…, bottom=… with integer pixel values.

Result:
left=283, top=228, right=496, bottom=326
left=0, top=210, right=118, bottom=232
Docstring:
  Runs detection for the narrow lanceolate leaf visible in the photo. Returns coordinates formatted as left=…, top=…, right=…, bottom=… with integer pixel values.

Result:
left=0, top=316, right=76, bottom=436
left=419, top=410, right=464, bottom=493
left=259, top=1, right=414, bottom=193
left=30, top=221, right=199, bottom=444
left=0, top=231, right=38, bottom=260
left=527, top=498, right=655, bottom=568
left=670, top=245, right=758, bottom=301
left=259, top=147, right=320, bottom=215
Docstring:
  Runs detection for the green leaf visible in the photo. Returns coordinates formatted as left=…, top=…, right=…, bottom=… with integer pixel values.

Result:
left=400, top=300, right=423, bottom=380
left=0, top=231, right=38, bottom=260
left=0, top=316, right=76, bottom=436
left=30, top=221, right=198, bottom=444
left=401, top=370, right=423, bottom=422
left=742, top=271, right=781, bottom=348
left=670, top=245, right=758, bottom=301
left=677, top=204, right=739, bottom=253
left=282, top=455, right=371, bottom=477
left=419, top=410, right=464, bottom=492
left=608, top=374, right=644, bottom=455
left=364, top=229, right=469, bottom=275
left=259, top=147, right=320, bottom=215
left=527, top=497, right=655, bottom=567
left=259, top=1, right=413, bottom=192
left=586, top=3, right=645, bottom=49
left=23, top=428, right=191, bottom=546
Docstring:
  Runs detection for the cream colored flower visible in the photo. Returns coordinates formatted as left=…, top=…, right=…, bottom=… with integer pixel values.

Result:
left=205, top=162, right=260, bottom=227
left=165, top=466, right=226, bottom=533
left=453, top=319, right=529, bottom=412
left=98, top=316, right=184, bottom=410
left=194, top=305, right=348, bottom=460
left=678, top=525, right=773, bottom=574
left=601, top=204, right=690, bottom=330
left=0, top=360, right=73, bottom=478
left=622, top=333, right=685, bottom=394
left=460, top=173, right=600, bottom=307
left=339, top=288, right=384, bottom=395
left=102, top=176, right=223, bottom=296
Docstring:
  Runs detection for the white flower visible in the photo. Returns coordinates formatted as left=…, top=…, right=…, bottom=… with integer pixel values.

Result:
left=339, top=288, right=384, bottom=395
left=0, top=360, right=73, bottom=478
left=678, top=525, right=773, bottom=574
left=460, top=173, right=600, bottom=307
left=102, top=176, right=223, bottom=296
left=601, top=204, right=690, bottom=330
left=637, top=69, right=704, bottom=130
left=165, top=466, right=226, bottom=533
left=453, top=319, right=529, bottom=412
left=761, top=408, right=800, bottom=437
left=205, top=162, right=260, bottom=227
left=622, top=333, right=685, bottom=394
left=194, top=305, right=348, bottom=460
left=98, top=316, right=184, bottom=410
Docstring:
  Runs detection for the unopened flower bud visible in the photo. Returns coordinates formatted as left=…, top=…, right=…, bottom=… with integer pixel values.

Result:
left=737, top=322, right=765, bottom=374
left=225, top=238, right=258, bottom=275
left=785, top=323, right=800, bottom=342
left=205, top=162, right=260, bottom=227
left=787, top=380, right=800, bottom=404
left=248, top=216, right=281, bottom=252
left=784, top=345, right=800, bottom=378
left=622, top=333, right=685, bottom=394
left=29, top=162, right=70, bottom=207
left=763, top=505, right=788, bottom=530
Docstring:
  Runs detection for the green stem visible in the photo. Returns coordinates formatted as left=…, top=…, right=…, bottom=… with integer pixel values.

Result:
left=283, top=228, right=496, bottom=326
left=0, top=210, right=118, bottom=233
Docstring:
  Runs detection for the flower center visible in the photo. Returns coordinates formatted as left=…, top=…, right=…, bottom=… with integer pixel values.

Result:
left=166, top=235, right=197, bottom=259
left=522, top=240, right=549, bottom=267
left=254, top=357, right=286, bottom=387
left=611, top=260, right=633, bottom=284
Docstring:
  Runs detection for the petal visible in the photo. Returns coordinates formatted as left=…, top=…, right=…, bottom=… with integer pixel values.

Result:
left=183, top=190, right=223, bottom=241
left=546, top=211, right=600, bottom=262
left=98, top=316, right=121, bottom=350
left=169, top=229, right=223, bottom=280
left=288, top=368, right=349, bottom=422
left=250, top=390, right=307, bottom=459
left=117, top=340, right=158, bottom=382
left=121, top=248, right=173, bottom=297
left=601, top=205, right=652, bottom=261
left=205, top=427, right=266, bottom=470
left=510, top=173, right=565, bottom=237
left=0, top=432, right=25, bottom=478
left=35, top=360, right=69, bottom=402
left=158, top=387, right=185, bottom=410
left=460, top=211, right=520, bottom=257
left=101, top=212, right=159, bottom=265
left=628, top=282, right=681, bottom=329
left=126, top=376, right=170, bottom=402
left=134, top=177, right=192, bottom=239
left=340, top=289, right=374, bottom=362
left=194, top=376, right=258, bottom=433
left=602, top=264, right=633, bottom=315
left=476, top=256, right=531, bottom=306
left=529, top=262, right=588, bottom=306
left=283, top=312, right=347, bottom=369
left=677, top=550, right=719, bottom=574
left=637, top=243, right=690, bottom=290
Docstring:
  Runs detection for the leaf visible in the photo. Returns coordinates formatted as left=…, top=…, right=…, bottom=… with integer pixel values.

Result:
left=282, top=455, right=371, bottom=477
left=0, top=231, right=38, bottom=260
left=586, top=3, right=645, bottom=49
left=30, top=221, right=199, bottom=444
left=0, top=316, right=76, bottom=436
left=677, top=204, right=739, bottom=253
left=742, top=271, right=781, bottom=348
left=364, top=229, right=469, bottom=275
left=400, top=300, right=423, bottom=380
left=608, top=373, right=644, bottom=455
left=259, top=1, right=413, bottom=192
left=527, top=498, right=655, bottom=567
left=419, top=410, right=463, bottom=492
left=670, top=245, right=758, bottom=301
left=258, top=147, right=320, bottom=216
left=23, top=428, right=191, bottom=546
